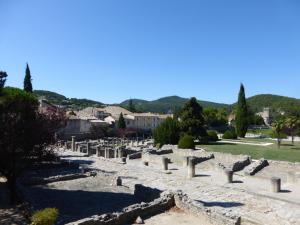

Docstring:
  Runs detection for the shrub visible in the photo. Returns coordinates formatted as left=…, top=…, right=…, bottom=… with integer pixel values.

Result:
left=206, top=130, right=219, bottom=142
left=31, top=208, right=58, bottom=225
left=222, top=130, right=237, bottom=139
left=178, top=134, right=195, bottom=149
left=153, top=117, right=180, bottom=146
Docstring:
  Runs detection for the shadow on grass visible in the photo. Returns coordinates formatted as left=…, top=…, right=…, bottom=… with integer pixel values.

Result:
left=198, top=142, right=237, bottom=146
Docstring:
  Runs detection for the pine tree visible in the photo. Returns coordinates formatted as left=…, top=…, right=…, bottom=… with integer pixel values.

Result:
left=180, top=97, right=207, bottom=138
left=118, top=113, right=126, bottom=129
left=24, top=63, right=33, bottom=93
left=235, top=83, right=248, bottom=137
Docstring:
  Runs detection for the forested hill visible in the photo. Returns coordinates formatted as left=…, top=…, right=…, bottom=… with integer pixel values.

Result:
left=33, top=90, right=104, bottom=109
left=34, top=90, right=300, bottom=115
left=120, top=96, right=229, bottom=114
left=246, top=94, right=300, bottom=114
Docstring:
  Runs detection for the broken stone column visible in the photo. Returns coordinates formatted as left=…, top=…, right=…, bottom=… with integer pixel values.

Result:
left=116, top=177, right=122, bottom=186
left=271, top=177, right=281, bottom=193
left=118, top=148, right=123, bottom=158
left=188, top=157, right=196, bottom=178
left=182, top=156, right=189, bottom=167
left=104, top=148, right=109, bottom=158
left=86, top=142, right=91, bottom=156
left=225, top=169, right=233, bottom=183
left=71, top=136, right=75, bottom=151
left=162, top=156, right=168, bottom=170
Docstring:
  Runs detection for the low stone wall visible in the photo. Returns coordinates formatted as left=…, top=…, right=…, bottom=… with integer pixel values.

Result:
left=217, top=156, right=251, bottom=172
left=127, top=151, right=142, bottom=160
left=20, top=172, right=95, bottom=186
left=66, top=191, right=175, bottom=225
left=244, top=159, right=269, bottom=176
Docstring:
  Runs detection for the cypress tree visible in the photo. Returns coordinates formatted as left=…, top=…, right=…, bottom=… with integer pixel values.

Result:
left=235, top=83, right=248, bottom=137
left=24, top=63, right=33, bottom=93
left=118, top=113, right=126, bottom=129
left=0, top=71, right=8, bottom=94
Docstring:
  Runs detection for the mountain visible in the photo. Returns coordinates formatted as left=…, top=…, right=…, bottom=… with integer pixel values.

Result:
left=34, top=90, right=300, bottom=115
left=34, top=90, right=104, bottom=110
left=245, top=94, right=300, bottom=115
left=120, top=96, right=229, bottom=114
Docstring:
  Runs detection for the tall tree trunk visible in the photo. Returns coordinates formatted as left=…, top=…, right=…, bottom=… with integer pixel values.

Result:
left=292, top=135, right=294, bottom=145
left=277, top=138, right=281, bottom=149
left=8, top=174, right=16, bottom=204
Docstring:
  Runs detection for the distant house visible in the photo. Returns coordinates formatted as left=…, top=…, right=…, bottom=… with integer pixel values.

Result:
left=124, top=113, right=172, bottom=130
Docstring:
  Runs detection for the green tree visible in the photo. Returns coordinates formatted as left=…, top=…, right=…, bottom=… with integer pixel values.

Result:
left=285, top=116, right=299, bottom=145
left=118, top=112, right=126, bottom=129
left=128, top=99, right=136, bottom=112
left=272, top=119, right=286, bottom=148
left=203, top=107, right=228, bottom=127
left=0, top=71, right=8, bottom=93
left=24, top=63, right=33, bottom=93
left=153, top=117, right=180, bottom=147
left=236, top=84, right=248, bottom=137
left=0, top=87, right=63, bottom=203
left=179, top=97, right=207, bottom=138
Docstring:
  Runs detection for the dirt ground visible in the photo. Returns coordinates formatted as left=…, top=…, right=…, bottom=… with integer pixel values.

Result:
left=140, top=208, right=212, bottom=225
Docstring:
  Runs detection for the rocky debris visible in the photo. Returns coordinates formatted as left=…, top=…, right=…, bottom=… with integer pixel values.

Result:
left=135, top=216, right=144, bottom=224
left=244, top=159, right=269, bottom=176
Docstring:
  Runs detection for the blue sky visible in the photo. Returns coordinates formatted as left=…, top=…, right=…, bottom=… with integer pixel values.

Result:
left=0, top=0, right=300, bottom=104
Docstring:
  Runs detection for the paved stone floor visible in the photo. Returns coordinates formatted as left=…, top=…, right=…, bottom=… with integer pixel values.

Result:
left=59, top=150, right=300, bottom=225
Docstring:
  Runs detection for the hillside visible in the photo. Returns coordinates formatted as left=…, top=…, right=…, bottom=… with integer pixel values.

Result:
left=246, top=94, right=300, bottom=115
left=34, top=90, right=300, bottom=115
left=34, top=90, right=104, bottom=110
left=120, top=96, right=229, bottom=114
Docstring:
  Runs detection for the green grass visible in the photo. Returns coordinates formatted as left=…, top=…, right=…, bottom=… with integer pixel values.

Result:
left=198, top=139, right=300, bottom=163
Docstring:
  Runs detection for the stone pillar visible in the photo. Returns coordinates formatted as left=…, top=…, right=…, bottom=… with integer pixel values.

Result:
left=86, top=142, right=91, bottom=155
left=118, top=149, right=123, bottom=158
left=64, top=141, right=68, bottom=149
left=182, top=156, right=189, bottom=167
left=71, top=136, right=75, bottom=151
left=225, top=169, right=233, bottom=183
left=162, top=156, right=168, bottom=170
left=271, top=177, right=281, bottom=193
left=105, top=148, right=109, bottom=158
left=121, top=157, right=126, bottom=164
left=114, top=149, right=118, bottom=158
left=188, top=157, right=195, bottom=178
left=116, top=177, right=122, bottom=186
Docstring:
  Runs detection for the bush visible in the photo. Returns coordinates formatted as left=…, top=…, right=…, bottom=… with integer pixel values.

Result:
left=153, top=117, right=180, bottom=146
left=222, top=130, right=237, bottom=139
left=31, top=208, right=58, bottom=225
left=206, top=130, right=219, bottom=142
left=178, top=134, right=195, bottom=149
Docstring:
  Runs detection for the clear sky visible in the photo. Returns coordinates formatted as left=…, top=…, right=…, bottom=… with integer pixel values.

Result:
left=0, top=0, right=300, bottom=104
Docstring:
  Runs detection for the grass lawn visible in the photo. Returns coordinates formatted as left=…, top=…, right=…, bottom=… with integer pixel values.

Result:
left=198, top=139, right=300, bottom=163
